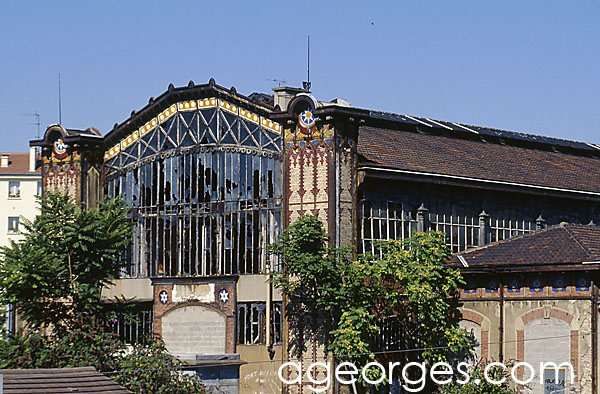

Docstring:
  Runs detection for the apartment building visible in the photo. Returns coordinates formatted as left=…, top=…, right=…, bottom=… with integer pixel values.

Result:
left=0, top=148, right=41, bottom=333
left=0, top=148, right=41, bottom=244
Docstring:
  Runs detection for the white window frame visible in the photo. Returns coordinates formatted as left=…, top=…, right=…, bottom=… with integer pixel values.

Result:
left=7, top=217, right=19, bottom=234
left=8, top=181, right=20, bottom=199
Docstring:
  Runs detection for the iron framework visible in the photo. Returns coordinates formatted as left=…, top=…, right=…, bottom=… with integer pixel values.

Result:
left=104, top=100, right=283, bottom=277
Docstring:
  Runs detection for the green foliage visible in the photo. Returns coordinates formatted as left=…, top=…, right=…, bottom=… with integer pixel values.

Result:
left=0, top=190, right=132, bottom=329
left=0, top=320, right=121, bottom=371
left=437, top=361, right=523, bottom=394
left=0, top=190, right=208, bottom=393
left=371, top=234, right=470, bottom=363
left=270, top=215, right=472, bottom=389
left=114, top=340, right=208, bottom=394
left=268, top=214, right=347, bottom=312
left=0, top=325, right=208, bottom=394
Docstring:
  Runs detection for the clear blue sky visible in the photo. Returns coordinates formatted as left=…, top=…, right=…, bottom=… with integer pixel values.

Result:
left=1, top=1, right=599, bottom=152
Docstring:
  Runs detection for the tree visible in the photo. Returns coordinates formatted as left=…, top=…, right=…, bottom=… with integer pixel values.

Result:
left=268, top=215, right=349, bottom=358
left=0, top=190, right=209, bottom=394
left=0, top=190, right=131, bottom=329
left=268, top=214, right=347, bottom=315
left=270, top=214, right=473, bottom=390
left=331, top=234, right=471, bottom=362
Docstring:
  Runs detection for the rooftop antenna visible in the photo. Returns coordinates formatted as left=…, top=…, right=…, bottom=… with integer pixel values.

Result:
left=266, top=78, right=287, bottom=87
left=58, top=73, right=62, bottom=124
left=21, top=111, right=41, bottom=138
left=302, top=36, right=311, bottom=92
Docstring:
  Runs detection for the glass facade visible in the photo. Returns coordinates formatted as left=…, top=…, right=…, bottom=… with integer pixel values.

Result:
left=103, top=100, right=283, bottom=277
left=359, top=184, right=598, bottom=254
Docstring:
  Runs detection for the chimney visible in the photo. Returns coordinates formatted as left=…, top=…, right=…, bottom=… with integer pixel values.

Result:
left=272, top=86, right=306, bottom=111
left=29, top=147, right=37, bottom=172
left=0, top=154, right=8, bottom=168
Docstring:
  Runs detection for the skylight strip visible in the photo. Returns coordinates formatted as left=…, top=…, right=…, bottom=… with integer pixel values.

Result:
left=586, top=143, right=600, bottom=151
left=404, top=115, right=433, bottom=128
left=424, top=118, right=453, bottom=130
left=451, top=122, right=479, bottom=134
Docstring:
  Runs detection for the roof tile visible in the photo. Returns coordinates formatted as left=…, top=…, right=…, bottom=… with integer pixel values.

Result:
left=358, top=126, right=600, bottom=194
left=451, top=223, right=600, bottom=267
left=0, top=152, right=41, bottom=175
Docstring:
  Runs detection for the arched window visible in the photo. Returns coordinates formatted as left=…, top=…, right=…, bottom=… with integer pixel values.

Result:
left=103, top=98, right=282, bottom=277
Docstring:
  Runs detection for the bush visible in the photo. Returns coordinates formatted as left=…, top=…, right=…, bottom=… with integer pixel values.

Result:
left=0, top=323, right=209, bottom=394
left=114, top=340, right=208, bottom=394
left=437, top=361, right=524, bottom=394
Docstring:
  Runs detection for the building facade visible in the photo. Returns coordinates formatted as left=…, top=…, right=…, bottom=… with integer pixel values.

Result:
left=0, top=149, right=41, bottom=334
left=451, top=223, right=600, bottom=394
left=30, top=78, right=600, bottom=394
left=0, top=149, right=41, bottom=246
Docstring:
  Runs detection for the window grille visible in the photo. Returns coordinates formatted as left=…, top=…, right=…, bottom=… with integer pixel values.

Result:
left=359, top=196, right=531, bottom=253
left=489, top=216, right=535, bottom=243
left=237, top=302, right=283, bottom=345
left=372, top=316, right=405, bottom=352
left=430, top=208, right=479, bottom=253
left=359, top=199, right=417, bottom=255
left=271, top=302, right=282, bottom=345
left=105, top=305, right=153, bottom=345
left=103, top=102, right=282, bottom=278
left=359, top=191, right=583, bottom=253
